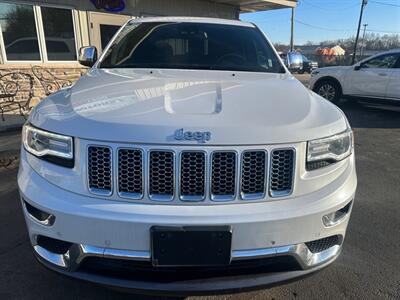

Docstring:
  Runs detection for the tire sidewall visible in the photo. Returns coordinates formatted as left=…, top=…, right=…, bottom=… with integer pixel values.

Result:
left=314, top=80, right=342, bottom=103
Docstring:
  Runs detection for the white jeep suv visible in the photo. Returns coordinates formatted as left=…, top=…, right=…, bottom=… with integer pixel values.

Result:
left=18, top=17, right=357, bottom=295
left=310, top=49, right=400, bottom=103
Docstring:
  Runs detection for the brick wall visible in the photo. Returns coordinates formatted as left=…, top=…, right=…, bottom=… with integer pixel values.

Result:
left=0, top=64, right=87, bottom=121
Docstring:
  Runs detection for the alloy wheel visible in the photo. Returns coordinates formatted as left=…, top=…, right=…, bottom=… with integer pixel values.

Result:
left=318, top=84, right=336, bottom=101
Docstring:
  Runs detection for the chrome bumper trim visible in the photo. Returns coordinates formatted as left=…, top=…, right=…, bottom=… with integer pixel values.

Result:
left=34, top=245, right=69, bottom=268
left=22, top=201, right=55, bottom=227
left=235, top=243, right=341, bottom=269
left=33, top=240, right=341, bottom=272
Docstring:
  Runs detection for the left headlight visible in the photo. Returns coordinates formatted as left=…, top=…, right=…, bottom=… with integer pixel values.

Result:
left=22, top=124, right=74, bottom=168
left=307, top=129, right=353, bottom=170
left=310, top=70, right=319, bottom=77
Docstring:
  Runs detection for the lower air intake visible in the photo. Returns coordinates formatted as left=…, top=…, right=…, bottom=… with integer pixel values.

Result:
left=305, top=235, right=342, bottom=253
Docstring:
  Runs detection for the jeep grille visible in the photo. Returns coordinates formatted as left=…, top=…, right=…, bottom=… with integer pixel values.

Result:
left=240, top=151, right=267, bottom=199
left=87, top=146, right=295, bottom=202
left=88, top=146, right=112, bottom=195
left=149, top=151, right=175, bottom=201
left=269, top=149, right=295, bottom=197
left=180, top=151, right=206, bottom=200
left=211, top=151, right=237, bottom=201
left=118, top=149, right=143, bottom=199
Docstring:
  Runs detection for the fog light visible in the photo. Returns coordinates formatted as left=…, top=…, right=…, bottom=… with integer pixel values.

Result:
left=323, top=201, right=352, bottom=227
left=36, top=235, right=72, bottom=255
left=23, top=200, right=55, bottom=226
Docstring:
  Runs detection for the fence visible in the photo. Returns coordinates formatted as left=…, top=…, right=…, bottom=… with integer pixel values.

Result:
left=307, top=54, right=373, bottom=68
left=0, top=65, right=86, bottom=122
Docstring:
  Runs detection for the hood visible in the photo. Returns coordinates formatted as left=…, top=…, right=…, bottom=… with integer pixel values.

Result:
left=29, top=69, right=347, bottom=145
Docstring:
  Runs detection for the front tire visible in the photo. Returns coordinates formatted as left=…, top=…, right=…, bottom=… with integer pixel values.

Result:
left=314, top=79, right=342, bottom=103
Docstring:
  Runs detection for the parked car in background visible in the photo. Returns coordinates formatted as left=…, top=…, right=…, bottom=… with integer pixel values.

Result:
left=5, top=37, right=76, bottom=61
left=310, top=49, right=400, bottom=102
left=299, top=54, right=318, bottom=74
left=19, top=17, right=357, bottom=295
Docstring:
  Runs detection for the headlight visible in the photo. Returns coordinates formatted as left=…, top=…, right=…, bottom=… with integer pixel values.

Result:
left=310, top=70, right=319, bottom=77
left=307, top=129, right=353, bottom=170
left=22, top=124, right=74, bottom=167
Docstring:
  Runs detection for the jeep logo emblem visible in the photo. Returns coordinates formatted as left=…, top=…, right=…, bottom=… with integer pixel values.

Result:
left=174, top=128, right=211, bottom=143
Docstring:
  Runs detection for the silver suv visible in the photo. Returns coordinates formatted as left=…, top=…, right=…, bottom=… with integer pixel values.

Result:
left=19, top=17, right=357, bottom=295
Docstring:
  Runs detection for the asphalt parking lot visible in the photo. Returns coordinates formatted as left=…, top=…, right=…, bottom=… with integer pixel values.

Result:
left=0, top=93, right=399, bottom=299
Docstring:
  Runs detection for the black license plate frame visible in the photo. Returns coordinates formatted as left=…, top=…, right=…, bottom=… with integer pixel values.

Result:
left=151, top=226, right=232, bottom=267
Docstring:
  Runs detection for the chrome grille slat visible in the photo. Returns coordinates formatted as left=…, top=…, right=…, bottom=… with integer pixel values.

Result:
left=269, top=149, right=295, bottom=197
left=211, top=151, right=237, bottom=201
left=240, top=151, right=267, bottom=199
left=87, top=146, right=112, bottom=195
left=180, top=151, right=206, bottom=201
left=118, top=149, right=143, bottom=199
left=149, top=151, right=175, bottom=201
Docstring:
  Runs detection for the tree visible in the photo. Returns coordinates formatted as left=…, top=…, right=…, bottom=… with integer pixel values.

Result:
left=276, top=33, right=400, bottom=52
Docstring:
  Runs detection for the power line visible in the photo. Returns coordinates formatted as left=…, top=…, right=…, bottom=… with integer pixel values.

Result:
left=301, top=0, right=361, bottom=11
left=369, top=0, right=400, bottom=7
left=295, top=19, right=353, bottom=32
left=366, top=29, right=400, bottom=34
left=295, top=19, right=399, bottom=34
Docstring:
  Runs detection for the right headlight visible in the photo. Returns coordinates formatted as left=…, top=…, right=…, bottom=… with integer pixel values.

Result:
left=22, top=123, right=74, bottom=168
left=307, top=129, right=353, bottom=170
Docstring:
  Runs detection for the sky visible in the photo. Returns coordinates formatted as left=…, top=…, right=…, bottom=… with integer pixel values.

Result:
left=240, top=0, right=400, bottom=45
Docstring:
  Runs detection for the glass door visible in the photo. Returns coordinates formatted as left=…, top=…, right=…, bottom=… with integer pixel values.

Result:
left=89, top=12, right=131, bottom=54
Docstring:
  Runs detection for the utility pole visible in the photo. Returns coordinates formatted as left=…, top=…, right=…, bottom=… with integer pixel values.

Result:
left=290, top=7, right=295, bottom=51
left=360, top=23, right=368, bottom=56
left=352, top=0, right=368, bottom=65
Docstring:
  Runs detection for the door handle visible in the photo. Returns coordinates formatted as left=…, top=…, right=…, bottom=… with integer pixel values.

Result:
left=378, top=73, right=388, bottom=76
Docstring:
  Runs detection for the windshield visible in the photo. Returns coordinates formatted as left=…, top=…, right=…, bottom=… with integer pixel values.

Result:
left=100, top=22, right=285, bottom=73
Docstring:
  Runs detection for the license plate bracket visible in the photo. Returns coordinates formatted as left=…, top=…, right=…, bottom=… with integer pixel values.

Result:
left=151, top=226, right=232, bottom=267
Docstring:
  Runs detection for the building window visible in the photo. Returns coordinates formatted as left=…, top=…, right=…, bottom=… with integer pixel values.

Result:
left=0, top=3, right=41, bottom=61
left=0, top=2, right=78, bottom=63
left=41, top=6, right=77, bottom=61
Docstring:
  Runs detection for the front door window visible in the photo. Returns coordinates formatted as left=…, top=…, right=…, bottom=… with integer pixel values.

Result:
left=361, top=54, right=399, bottom=69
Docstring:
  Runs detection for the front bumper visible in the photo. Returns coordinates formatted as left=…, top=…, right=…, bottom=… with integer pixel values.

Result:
left=18, top=151, right=356, bottom=295
left=33, top=238, right=342, bottom=295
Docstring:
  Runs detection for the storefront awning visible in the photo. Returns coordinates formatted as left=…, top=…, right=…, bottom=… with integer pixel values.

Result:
left=209, top=0, right=297, bottom=12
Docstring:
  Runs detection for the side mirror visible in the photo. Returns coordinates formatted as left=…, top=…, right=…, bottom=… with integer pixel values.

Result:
left=286, top=52, right=303, bottom=71
left=354, top=64, right=361, bottom=71
left=78, top=46, right=98, bottom=67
